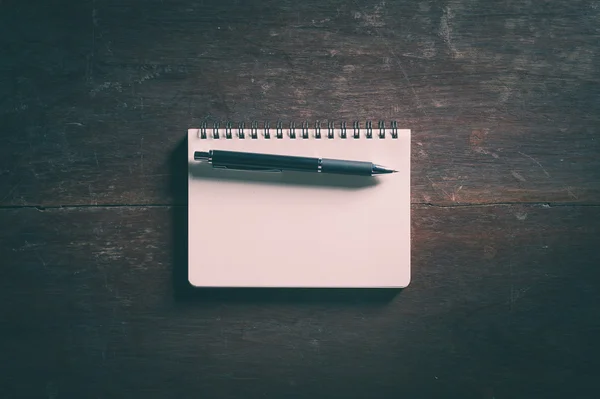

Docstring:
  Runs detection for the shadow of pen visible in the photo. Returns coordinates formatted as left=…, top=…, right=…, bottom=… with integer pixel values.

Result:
left=188, top=162, right=380, bottom=190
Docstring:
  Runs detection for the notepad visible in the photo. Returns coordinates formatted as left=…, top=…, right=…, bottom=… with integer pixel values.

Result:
left=188, top=122, right=411, bottom=288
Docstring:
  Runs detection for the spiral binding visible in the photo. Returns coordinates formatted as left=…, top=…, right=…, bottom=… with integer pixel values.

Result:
left=199, top=121, right=399, bottom=139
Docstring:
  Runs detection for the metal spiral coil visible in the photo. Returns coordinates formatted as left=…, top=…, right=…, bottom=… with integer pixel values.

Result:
left=251, top=121, right=258, bottom=139
left=290, top=121, right=296, bottom=139
left=198, top=121, right=400, bottom=139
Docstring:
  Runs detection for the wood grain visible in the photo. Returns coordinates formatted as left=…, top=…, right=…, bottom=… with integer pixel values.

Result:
left=1, top=0, right=600, bottom=398
left=1, top=205, right=599, bottom=398
left=1, top=0, right=599, bottom=207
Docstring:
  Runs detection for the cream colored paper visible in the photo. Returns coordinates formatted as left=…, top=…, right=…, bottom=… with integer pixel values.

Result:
left=188, top=127, right=411, bottom=288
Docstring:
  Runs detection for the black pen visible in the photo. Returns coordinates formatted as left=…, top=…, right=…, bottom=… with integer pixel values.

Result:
left=194, top=150, right=396, bottom=176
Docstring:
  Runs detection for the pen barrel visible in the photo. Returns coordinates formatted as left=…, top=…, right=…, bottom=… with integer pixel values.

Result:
left=320, top=158, right=374, bottom=176
left=210, top=150, right=319, bottom=171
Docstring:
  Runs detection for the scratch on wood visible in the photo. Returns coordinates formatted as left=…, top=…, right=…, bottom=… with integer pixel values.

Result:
left=511, top=170, right=527, bottom=182
left=483, top=245, right=497, bottom=259
left=515, top=211, right=528, bottom=221
left=392, top=52, right=428, bottom=115
left=135, top=65, right=166, bottom=84
left=360, top=1, right=428, bottom=115
left=35, top=250, right=47, bottom=268
left=518, top=152, right=550, bottom=177
left=371, top=35, right=427, bottom=115
left=353, top=2, right=386, bottom=28
left=509, top=286, right=531, bottom=311
left=439, top=6, right=460, bottom=58
left=1, top=181, right=20, bottom=202
left=470, top=129, right=487, bottom=148
left=90, top=82, right=122, bottom=97
left=94, top=151, right=99, bottom=168
left=426, top=175, right=451, bottom=201
left=565, top=186, right=578, bottom=199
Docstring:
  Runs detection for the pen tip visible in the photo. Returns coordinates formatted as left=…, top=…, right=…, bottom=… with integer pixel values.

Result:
left=372, top=165, right=397, bottom=175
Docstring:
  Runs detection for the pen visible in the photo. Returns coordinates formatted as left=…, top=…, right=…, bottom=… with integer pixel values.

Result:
left=194, top=150, right=397, bottom=176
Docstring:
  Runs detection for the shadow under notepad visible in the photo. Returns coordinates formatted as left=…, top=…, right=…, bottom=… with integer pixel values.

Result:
left=188, top=161, right=380, bottom=190
left=170, top=136, right=399, bottom=304
left=177, top=286, right=401, bottom=304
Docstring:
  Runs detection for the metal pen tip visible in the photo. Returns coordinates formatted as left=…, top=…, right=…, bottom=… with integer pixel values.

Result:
left=372, top=164, right=397, bottom=175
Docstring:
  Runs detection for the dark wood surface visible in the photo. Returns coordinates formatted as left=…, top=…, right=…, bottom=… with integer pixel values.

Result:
left=1, top=0, right=599, bottom=398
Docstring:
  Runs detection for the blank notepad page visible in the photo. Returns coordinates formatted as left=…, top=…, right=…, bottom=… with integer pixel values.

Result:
left=187, top=123, right=411, bottom=288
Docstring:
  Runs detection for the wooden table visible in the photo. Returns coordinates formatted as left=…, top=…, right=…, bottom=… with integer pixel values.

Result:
left=2, top=1, right=599, bottom=397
